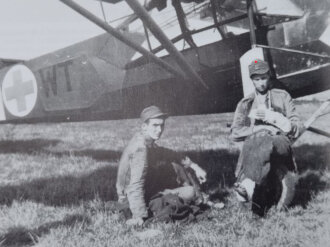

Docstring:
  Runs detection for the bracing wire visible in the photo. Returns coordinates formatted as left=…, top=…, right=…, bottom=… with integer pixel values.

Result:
left=99, top=0, right=107, bottom=22
left=109, top=13, right=135, bottom=24
left=133, top=1, right=209, bottom=33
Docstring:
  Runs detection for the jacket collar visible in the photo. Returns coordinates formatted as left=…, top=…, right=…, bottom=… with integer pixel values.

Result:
left=241, top=88, right=273, bottom=103
left=241, top=92, right=255, bottom=103
left=138, top=131, right=155, bottom=147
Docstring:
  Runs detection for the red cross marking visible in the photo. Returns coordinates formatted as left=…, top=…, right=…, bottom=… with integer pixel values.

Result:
left=4, top=70, right=35, bottom=112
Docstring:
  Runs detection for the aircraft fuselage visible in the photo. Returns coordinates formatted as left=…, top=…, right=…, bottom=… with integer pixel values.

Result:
left=0, top=1, right=329, bottom=123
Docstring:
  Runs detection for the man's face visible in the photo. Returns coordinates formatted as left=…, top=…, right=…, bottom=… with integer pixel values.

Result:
left=251, top=73, right=270, bottom=94
left=142, top=118, right=165, bottom=141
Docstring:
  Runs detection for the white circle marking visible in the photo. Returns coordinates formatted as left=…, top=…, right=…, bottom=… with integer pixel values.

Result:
left=2, top=64, right=38, bottom=117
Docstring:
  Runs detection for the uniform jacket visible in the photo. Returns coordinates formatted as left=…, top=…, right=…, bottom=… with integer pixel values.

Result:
left=230, top=88, right=303, bottom=142
left=116, top=132, right=194, bottom=219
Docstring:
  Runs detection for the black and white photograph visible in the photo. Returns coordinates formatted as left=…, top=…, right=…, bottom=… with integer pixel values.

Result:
left=0, top=0, right=329, bottom=246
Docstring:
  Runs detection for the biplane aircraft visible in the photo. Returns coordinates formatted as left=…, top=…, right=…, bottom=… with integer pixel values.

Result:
left=0, top=0, right=329, bottom=135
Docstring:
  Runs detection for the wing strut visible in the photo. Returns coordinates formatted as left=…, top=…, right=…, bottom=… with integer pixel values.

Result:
left=116, top=4, right=155, bottom=30
left=125, top=0, right=209, bottom=90
left=59, top=0, right=185, bottom=79
left=307, top=126, right=330, bottom=138
left=210, top=0, right=227, bottom=39
left=151, top=13, right=247, bottom=55
left=172, top=0, right=196, bottom=48
left=247, top=0, right=257, bottom=48
left=295, top=101, right=330, bottom=141
left=126, top=13, right=248, bottom=69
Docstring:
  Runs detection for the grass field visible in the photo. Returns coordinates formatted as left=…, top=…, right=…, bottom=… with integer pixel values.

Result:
left=0, top=101, right=329, bottom=247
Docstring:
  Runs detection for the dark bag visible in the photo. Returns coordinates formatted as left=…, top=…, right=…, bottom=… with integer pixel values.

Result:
left=147, top=193, right=204, bottom=224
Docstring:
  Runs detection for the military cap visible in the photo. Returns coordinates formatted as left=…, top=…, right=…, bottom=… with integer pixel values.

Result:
left=249, top=59, right=270, bottom=77
left=140, top=105, right=168, bottom=122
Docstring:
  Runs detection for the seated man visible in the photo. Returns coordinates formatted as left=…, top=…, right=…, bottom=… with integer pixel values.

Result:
left=116, top=105, right=207, bottom=225
left=230, top=59, right=303, bottom=214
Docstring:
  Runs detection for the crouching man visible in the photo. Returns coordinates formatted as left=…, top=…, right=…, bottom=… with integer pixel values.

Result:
left=116, top=105, right=207, bottom=225
left=230, top=59, right=303, bottom=215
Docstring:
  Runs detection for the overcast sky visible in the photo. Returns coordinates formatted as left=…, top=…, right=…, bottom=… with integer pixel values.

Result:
left=0, top=0, right=195, bottom=60
left=0, top=0, right=249, bottom=60
left=0, top=0, right=136, bottom=60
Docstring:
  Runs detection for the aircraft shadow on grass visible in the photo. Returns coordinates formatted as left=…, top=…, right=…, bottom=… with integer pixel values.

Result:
left=0, top=139, right=122, bottom=162
left=0, top=139, right=61, bottom=154
left=0, top=214, right=90, bottom=246
left=0, top=139, right=328, bottom=210
left=291, top=144, right=330, bottom=208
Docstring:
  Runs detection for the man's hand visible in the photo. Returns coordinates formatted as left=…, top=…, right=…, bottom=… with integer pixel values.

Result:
left=118, top=194, right=126, bottom=204
left=126, top=217, right=144, bottom=226
left=190, top=163, right=207, bottom=184
left=288, top=122, right=302, bottom=139
left=248, top=108, right=265, bottom=120
left=160, top=189, right=177, bottom=195
left=255, top=109, right=266, bottom=120
left=253, top=125, right=279, bottom=135
left=264, top=110, right=291, bottom=133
